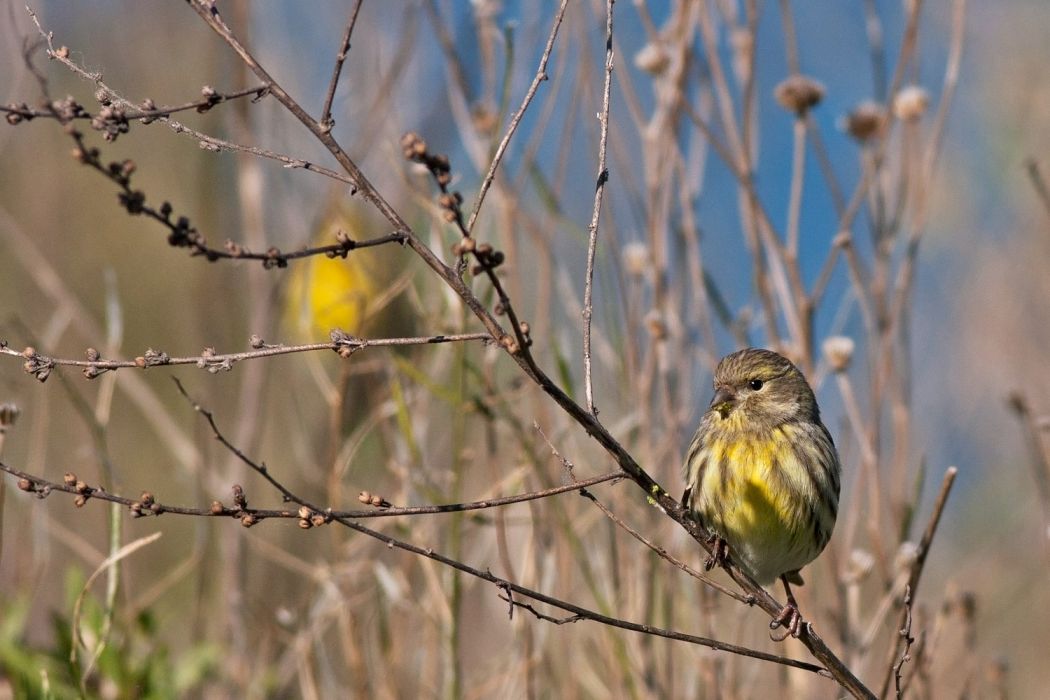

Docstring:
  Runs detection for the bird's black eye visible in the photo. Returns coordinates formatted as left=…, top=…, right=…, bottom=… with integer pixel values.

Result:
left=748, top=379, right=764, bottom=391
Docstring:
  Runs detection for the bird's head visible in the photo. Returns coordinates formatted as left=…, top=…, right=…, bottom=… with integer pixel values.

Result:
left=708, top=348, right=819, bottom=429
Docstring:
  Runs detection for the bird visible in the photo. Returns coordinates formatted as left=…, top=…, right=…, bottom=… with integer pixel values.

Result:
left=281, top=202, right=415, bottom=446
left=682, top=347, right=840, bottom=639
left=283, top=206, right=378, bottom=342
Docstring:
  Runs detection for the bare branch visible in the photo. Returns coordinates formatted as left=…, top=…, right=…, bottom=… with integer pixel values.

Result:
left=0, top=455, right=830, bottom=679
left=892, top=585, right=916, bottom=698
left=1, top=332, right=492, bottom=382
left=183, top=0, right=513, bottom=372
left=878, top=467, right=957, bottom=698
left=318, top=0, right=365, bottom=133
left=1007, top=392, right=1050, bottom=549
left=0, top=456, right=620, bottom=524
left=582, top=0, right=614, bottom=417
left=1, top=83, right=267, bottom=122
left=24, top=9, right=354, bottom=184
left=465, top=0, right=570, bottom=234
left=535, top=421, right=748, bottom=602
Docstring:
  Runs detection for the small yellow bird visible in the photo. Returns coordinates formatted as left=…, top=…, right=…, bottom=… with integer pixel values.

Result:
left=682, top=348, right=840, bottom=638
left=281, top=203, right=417, bottom=448
left=283, top=208, right=378, bottom=341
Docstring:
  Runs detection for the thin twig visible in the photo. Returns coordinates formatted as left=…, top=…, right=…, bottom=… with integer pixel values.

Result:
left=0, top=84, right=267, bottom=122
left=580, top=489, right=750, bottom=603
left=582, top=0, right=615, bottom=417
left=0, top=454, right=829, bottom=679
left=878, top=467, right=957, bottom=698
left=0, top=453, right=619, bottom=523
left=319, top=0, right=365, bottom=133
left=363, top=472, right=624, bottom=517
left=1007, top=392, right=1050, bottom=550
left=888, top=0, right=966, bottom=327
left=402, top=136, right=537, bottom=364
left=806, top=116, right=847, bottom=218
left=786, top=117, right=807, bottom=256
left=422, top=0, right=475, bottom=106
left=24, top=10, right=354, bottom=185
left=179, top=378, right=627, bottom=518
left=777, top=0, right=800, bottom=75
left=1025, top=158, right=1050, bottom=227
left=39, top=6, right=878, bottom=694
left=863, top=0, right=888, bottom=102
left=892, top=585, right=915, bottom=699
left=465, top=0, right=569, bottom=234
left=336, top=515, right=829, bottom=676
left=1, top=332, right=492, bottom=381
left=535, top=422, right=748, bottom=602
left=58, top=121, right=382, bottom=264
left=885, top=0, right=923, bottom=106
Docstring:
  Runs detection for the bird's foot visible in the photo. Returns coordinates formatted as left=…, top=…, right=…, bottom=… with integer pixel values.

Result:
left=769, top=602, right=804, bottom=641
left=703, top=534, right=728, bottom=572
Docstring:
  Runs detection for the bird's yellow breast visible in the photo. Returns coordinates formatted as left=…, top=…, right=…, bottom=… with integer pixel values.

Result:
left=693, top=427, right=820, bottom=584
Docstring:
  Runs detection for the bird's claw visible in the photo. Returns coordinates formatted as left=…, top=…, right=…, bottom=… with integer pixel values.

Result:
left=769, top=603, right=804, bottom=642
left=703, top=534, right=728, bottom=572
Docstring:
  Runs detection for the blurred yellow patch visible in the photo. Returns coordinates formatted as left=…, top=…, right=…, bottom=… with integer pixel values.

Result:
left=283, top=207, right=383, bottom=340
left=285, top=247, right=377, bottom=339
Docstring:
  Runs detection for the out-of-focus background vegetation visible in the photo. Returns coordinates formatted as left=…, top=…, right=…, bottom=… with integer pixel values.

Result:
left=1, top=0, right=1049, bottom=697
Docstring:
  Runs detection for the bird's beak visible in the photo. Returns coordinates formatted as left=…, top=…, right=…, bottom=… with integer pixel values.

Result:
left=709, top=386, right=735, bottom=419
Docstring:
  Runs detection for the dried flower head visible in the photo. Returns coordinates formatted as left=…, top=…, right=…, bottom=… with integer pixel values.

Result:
left=774, top=75, right=825, bottom=116
left=843, top=549, right=875, bottom=584
left=842, top=101, right=885, bottom=142
left=893, top=541, right=920, bottom=573
left=634, top=43, right=669, bottom=75
left=622, top=241, right=650, bottom=278
left=0, top=403, right=21, bottom=428
left=822, top=336, right=855, bottom=373
left=893, top=85, right=930, bottom=122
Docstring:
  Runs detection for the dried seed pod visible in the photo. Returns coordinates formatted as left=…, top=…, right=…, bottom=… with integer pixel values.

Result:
left=634, top=43, right=669, bottom=75
left=843, top=101, right=884, bottom=142
left=822, top=336, right=855, bottom=373
left=893, top=85, right=930, bottom=122
left=774, top=75, right=825, bottom=116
